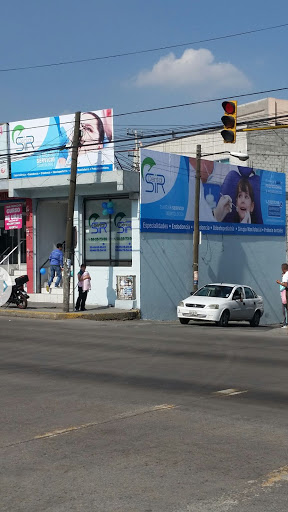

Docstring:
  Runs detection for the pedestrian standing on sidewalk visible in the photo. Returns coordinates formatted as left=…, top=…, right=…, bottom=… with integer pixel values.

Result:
left=276, top=263, right=288, bottom=328
left=46, top=243, right=63, bottom=291
left=75, top=264, right=91, bottom=311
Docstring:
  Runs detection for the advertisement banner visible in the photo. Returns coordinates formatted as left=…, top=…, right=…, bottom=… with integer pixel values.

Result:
left=5, top=203, right=23, bottom=230
left=140, top=149, right=286, bottom=236
left=0, top=124, right=8, bottom=179
left=85, top=198, right=132, bottom=261
left=10, top=109, right=114, bottom=179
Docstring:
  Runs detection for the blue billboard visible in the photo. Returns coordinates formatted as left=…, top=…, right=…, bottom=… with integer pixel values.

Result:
left=140, top=149, right=286, bottom=236
left=10, top=110, right=114, bottom=179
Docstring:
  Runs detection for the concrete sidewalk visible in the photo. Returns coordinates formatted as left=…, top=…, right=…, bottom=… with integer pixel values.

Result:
left=0, top=302, right=140, bottom=321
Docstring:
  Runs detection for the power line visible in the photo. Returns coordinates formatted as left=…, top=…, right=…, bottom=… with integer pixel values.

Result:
left=3, top=109, right=288, bottom=163
left=2, top=85, right=288, bottom=136
left=114, top=88, right=288, bottom=117
left=1, top=22, right=288, bottom=73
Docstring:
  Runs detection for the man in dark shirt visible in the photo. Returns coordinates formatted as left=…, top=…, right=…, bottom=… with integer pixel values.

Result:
left=46, top=243, right=63, bottom=291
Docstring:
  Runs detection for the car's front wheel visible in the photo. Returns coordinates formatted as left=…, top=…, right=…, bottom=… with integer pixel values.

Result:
left=179, top=318, right=190, bottom=325
left=217, top=309, right=230, bottom=327
left=250, top=310, right=261, bottom=327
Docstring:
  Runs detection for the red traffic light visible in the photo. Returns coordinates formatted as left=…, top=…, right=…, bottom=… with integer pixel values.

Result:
left=222, top=101, right=236, bottom=115
left=221, top=100, right=237, bottom=143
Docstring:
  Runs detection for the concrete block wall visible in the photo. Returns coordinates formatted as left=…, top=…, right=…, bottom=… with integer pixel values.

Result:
left=247, top=128, right=288, bottom=174
left=148, top=130, right=249, bottom=168
left=140, top=231, right=286, bottom=325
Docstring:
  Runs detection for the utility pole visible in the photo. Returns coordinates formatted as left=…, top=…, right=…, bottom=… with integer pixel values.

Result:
left=193, top=144, right=201, bottom=292
left=127, top=129, right=142, bottom=171
left=63, top=111, right=81, bottom=312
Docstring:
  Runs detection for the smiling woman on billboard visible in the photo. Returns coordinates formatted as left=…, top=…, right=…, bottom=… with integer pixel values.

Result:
left=9, top=108, right=114, bottom=178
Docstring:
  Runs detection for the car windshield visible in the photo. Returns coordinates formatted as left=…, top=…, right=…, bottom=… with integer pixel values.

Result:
left=194, top=285, right=233, bottom=298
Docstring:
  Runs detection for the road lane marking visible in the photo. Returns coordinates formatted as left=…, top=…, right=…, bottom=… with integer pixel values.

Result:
left=35, top=404, right=176, bottom=439
left=262, top=465, right=288, bottom=487
left=1, top=404, right=176, bottom=449
left=213, top=388, right=248, bottom=396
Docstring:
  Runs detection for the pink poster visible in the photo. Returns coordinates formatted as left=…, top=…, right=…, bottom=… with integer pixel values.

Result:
left=4, top=203, right=23, bottom=230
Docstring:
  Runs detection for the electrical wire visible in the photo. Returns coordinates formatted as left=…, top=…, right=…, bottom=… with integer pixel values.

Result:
left=1, top=22, right=288, bottom=73
left=2, top=108, right=288, bottom=166
left=1, top=86, right=288, bottom=134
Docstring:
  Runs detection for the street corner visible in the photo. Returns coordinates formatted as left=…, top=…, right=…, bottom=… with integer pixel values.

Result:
left=0, top=305, right=141, bottom=321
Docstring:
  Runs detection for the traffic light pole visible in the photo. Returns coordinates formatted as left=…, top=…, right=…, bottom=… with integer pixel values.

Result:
left=193, top=144, right=201, bottom=292
left=63, top=111, right=81, bottom=313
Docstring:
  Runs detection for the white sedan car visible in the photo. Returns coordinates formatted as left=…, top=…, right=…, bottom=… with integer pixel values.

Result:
left=177, top=283, right=264, bottom=327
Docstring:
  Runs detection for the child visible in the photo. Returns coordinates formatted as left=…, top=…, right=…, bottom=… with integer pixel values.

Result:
left=75, top=264, right=91, bottom=312
left=235, top=178, right=255, bottom=224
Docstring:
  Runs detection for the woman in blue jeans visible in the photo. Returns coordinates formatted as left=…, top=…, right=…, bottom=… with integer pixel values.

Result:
left=46, top=243, right=63, bottom=290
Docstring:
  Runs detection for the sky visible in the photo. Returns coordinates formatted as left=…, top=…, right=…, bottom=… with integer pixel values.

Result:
left=1, top=0, right=288, bottom=137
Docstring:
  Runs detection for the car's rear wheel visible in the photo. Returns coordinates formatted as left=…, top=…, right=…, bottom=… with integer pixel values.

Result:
left=179, top=318, right=190, bottom=325
left=250, top=310, right=261, bottom=327
left=217, top=309, right=230, bottom=327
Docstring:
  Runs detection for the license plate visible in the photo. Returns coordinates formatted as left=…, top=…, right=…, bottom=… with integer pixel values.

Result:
left=183, top=311, right=198, bottom=317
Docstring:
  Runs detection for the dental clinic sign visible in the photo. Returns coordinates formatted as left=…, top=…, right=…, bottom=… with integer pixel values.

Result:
left=140, top=149, right=286, bottom=236
left=9, top=109, right=114, bottom=178
left=4, top=203, right=23, bottom=230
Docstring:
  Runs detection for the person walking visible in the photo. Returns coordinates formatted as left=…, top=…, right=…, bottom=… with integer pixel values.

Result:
left=75, top=264, right=91, bottom=311
left=276, top=263, right=288, bottom=328
left=46, top=243, right=63, bottom=291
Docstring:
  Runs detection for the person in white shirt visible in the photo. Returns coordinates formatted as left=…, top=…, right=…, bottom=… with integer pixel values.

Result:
left=75, top=264, right=91, bottom=312
left=276, top=263, right=288, bottom=328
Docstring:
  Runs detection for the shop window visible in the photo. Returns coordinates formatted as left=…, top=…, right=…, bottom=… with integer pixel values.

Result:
left=84, top=197, right=132, bottom=266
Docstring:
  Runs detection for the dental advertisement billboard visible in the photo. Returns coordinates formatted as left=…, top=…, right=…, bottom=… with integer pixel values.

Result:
left=140, top=149, right=285, bottom=236
left=10, top=109, right=114, bottom=178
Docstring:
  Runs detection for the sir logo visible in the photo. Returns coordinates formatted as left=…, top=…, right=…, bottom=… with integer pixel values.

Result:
left=12, top=124, right=34, bottom=152
left=141, top=157, right=165, bottom=194
left=114, top=212, right=131, bottom=233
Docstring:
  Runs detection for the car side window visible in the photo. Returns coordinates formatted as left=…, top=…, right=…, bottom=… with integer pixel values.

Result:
left=244, top=287, right=254, bottom=299
left=232, top=287, right=242, bottom=300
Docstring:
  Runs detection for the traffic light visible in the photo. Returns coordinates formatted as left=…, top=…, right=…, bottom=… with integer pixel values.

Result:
left=221, top=100, right=237, bottom=143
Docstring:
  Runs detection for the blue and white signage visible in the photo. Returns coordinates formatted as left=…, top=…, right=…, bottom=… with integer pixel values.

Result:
left=10, top=109, right=114, bottom=179
left=140, top=149, right=286, bottom=236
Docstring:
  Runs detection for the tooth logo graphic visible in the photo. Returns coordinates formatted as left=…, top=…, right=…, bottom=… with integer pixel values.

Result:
left=12, top=124, right=25, bottom=144
left=141, top=156, right=156, bottom=180
left=89, top=213, right=100, bottom=226
left=114, top=212, right=126, bottom=226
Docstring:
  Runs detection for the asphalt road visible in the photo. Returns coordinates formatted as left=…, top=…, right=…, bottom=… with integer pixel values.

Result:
left=1, top=317, right=288, bottom=512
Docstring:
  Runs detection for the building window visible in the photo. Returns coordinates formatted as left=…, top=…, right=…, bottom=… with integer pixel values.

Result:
left=84, top=197, right=132, bottom=266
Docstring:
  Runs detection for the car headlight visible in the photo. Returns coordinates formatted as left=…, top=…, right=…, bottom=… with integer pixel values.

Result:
left=178, top=301, right=184, bottom=307
left=207, top=304, right=219, bottom=309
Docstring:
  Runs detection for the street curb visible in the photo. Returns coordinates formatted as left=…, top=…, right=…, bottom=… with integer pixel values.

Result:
left=0, top=309, right=141, bottom=321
